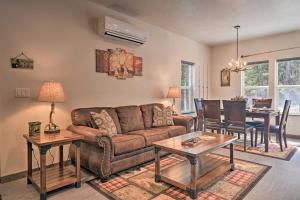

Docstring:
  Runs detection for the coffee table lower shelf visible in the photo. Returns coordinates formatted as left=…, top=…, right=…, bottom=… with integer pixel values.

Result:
left=28, top=166, right=77, bottom=193
left=159, top=156, right=231, bottom=191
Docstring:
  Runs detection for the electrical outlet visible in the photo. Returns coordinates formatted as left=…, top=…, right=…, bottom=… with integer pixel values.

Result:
left=15, top=88, right=30, bottom=98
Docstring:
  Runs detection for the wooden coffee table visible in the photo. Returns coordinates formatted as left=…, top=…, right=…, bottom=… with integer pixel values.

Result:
left=153, top=132, right=237, bottom=199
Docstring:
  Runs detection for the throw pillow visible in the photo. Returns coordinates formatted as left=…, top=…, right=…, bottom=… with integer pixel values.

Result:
left=152, top=106, right=174, bottom=127
left=90, top=110, right=117, bottom=136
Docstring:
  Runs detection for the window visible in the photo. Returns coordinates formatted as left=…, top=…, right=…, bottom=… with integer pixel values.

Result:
left=181, top=61, right=194, bottom=113
left=242, top=61, right=269, bottom=105
left=276, top=58, right=300, bottom=114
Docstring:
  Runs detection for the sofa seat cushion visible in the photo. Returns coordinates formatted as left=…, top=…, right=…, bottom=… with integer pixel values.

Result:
left=127, top=128, right=169, bottom=146
left=116, top=105, right=145, bottom=133
left=155, top=126, right=186, bottom=138
left=112, top=134, right=146, bottom=156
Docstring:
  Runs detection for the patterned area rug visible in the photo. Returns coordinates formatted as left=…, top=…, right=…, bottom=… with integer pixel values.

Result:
left=225, top=138, right=297, bottom=161
left=88, top=154, right=270, bottom=200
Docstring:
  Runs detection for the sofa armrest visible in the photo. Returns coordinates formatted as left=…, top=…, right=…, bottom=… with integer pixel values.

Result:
left=67, top=125, right=108, bottom=144
left=67, top=125, right=113, bottom=177
left=173, top=115, right=193, bottom=133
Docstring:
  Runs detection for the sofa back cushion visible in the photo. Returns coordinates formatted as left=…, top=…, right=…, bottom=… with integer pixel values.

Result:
left=140, top=103, right=164, bottom=128
left=116, top=105, right=145, bottom=133
left=71, top=107, right=122, bottom=134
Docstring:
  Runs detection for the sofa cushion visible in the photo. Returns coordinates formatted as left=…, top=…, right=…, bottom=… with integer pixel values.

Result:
left=116, top=105, right=145, bottom=133
left=140, top=103, right=164, bottom=129
left=111, top=134, right=146, bottom=156
left=90, top=110, right=118, bottom=137
left=152, top=106, right=174, bottom=127
left=71, top=107, right=122, bottom=134
left=127, top=128, right=169, bottom=146
left=155, top=126, right=187, bottom=138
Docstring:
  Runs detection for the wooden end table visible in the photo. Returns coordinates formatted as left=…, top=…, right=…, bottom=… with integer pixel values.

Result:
left=23, top=130, right=84, bottom=200
left=153, top=132, right=237, bottom=199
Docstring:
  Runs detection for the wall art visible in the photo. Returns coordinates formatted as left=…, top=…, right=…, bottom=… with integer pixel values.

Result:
left=221, top=69, right=230, bottom=87
left=96, top=48, right=143, bottom=80
left=11, top=52, right=34, bottom=69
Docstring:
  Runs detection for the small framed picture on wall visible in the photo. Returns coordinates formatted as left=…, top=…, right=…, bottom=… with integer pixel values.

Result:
left=221, top=69, right=230, bottom=87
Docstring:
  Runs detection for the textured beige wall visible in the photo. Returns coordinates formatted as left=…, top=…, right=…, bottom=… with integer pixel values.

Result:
left=210, top=30, right=300, bottom=135
left=0, top=0, right=210, bottom=176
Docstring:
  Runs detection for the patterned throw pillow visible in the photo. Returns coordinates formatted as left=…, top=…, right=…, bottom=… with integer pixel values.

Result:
left=91, top=110, right=117, bottom=137
left=152, top=106, right=174, bottom=127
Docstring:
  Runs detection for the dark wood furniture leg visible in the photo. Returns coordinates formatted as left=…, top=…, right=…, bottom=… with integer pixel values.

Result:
left=27, top=142, right=32, bottom=184
left=74, top=141, right=81, bottom=188
left=264, top=115, right=270, bottom=152
left=230, top=143, right=235, bottom=171
left=187, top=156, right=197, bottom=199
left=154, top=147, right=161, bottom=182
left=39, top=146, right=50, bottom=200
left=59, top=145, right=63, bottom=168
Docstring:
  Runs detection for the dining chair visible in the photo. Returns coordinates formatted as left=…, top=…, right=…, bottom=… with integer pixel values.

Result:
left=202, top=100, right=224, bottom=133
left=246, top=98, right=273, bottom=144
left=254, top=100, right=291, bottom=151
left=223, top=100, right=254, bottom=151
left=253, top=98, right=272, bottom=108
left=194, top=98, right=204, bottom=131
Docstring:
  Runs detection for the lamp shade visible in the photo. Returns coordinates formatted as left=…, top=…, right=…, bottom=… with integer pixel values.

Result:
left=167, top=86, right=181, bottom=98
left=37, top=81, right=65, bottom=102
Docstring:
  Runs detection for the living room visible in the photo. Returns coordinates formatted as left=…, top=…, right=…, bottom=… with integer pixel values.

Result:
left=1, top=0, right=300, bottom=200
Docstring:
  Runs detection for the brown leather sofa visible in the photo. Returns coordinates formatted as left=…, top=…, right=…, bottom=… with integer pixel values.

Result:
left=68, top=103, right=193, bottom=179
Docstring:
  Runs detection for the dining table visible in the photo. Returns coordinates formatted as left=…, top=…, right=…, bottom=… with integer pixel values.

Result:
left=192, top=109, right=280, bottom=152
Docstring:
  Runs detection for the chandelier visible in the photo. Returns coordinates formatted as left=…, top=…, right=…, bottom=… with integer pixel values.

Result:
left=224, top=25, right=249, bottom=73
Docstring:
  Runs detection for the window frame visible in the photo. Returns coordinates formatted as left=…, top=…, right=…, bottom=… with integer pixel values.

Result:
left=275, top=57, right=300, bottom=115
left=241, top=60, right=270, bottom=103
left=180, top=61, right=195, bottom=114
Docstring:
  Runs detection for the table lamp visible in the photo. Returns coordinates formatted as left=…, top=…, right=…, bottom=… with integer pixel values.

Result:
left=37, top=81, right=65, bottom=133
left=167, top=86, right=181, bottom=115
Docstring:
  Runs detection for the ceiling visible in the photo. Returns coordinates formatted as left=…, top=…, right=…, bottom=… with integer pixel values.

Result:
left=91, top=0, right=300, bottom=46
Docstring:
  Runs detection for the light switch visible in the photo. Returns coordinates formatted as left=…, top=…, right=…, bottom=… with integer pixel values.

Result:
left=15, top=88, right=30, bottom=98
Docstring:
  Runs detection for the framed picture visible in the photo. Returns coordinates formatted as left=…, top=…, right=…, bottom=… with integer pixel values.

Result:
left=221, top=69, right=230, bottom=87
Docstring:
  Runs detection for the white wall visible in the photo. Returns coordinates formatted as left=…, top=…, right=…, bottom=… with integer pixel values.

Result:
left=0, top=0, right=210, bottom=176
left=211, top=30, right=300, bottom=135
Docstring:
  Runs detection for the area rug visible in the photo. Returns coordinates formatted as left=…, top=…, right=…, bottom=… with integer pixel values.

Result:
left=225, top=139, right=297, bottom=161
left=88, top=154, right=270, bottom=200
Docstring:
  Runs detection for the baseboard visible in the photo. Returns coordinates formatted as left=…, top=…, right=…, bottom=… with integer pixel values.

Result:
left=287, top=134, right=300, bottom=140
left=0, top=160, right=72, bottom=184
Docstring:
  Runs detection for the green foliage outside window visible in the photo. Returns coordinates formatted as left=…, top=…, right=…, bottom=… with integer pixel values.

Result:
left=244, top=63, right=269, bottom=86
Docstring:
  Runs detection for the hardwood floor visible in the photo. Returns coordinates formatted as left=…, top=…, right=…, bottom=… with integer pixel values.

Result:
left=1, top=139, right=300, bottom=200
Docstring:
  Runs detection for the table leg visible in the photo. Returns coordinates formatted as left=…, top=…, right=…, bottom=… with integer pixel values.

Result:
left=230, top=143, right=235, bottom=171
left=264, top=115, right=270, bottom=152
left=187, top=156, right=197, bottom=199
left=59, top=145, right=63, bottom=168
left=27, top=142, right=32, bottom=184
left=73, top=141, right=81, bottom=188
left=154, top=147, right=161, bottom=182
left=39, top=146, right=50, bottom=200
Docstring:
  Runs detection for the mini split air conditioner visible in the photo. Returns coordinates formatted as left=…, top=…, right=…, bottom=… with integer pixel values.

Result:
left=98, top=16, right=148, bottom=45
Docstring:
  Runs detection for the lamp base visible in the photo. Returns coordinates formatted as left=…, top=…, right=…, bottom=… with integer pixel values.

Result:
left=44, top=123, right=60, bottom=134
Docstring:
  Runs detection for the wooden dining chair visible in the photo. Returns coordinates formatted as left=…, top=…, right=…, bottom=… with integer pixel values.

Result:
left=202, top=100, right=224, bottom=133
left=254, top=100, right=291, bottom=151
left=194, top=98, right=204, bottom=131
left=223, top=100, right=254, bottom=151
left=253, top=98, right=272, bottom=108
left=246, top=98, right=273, bottom=144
